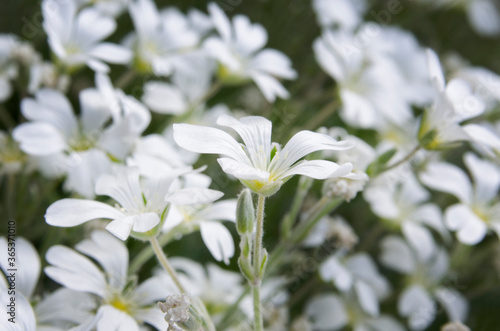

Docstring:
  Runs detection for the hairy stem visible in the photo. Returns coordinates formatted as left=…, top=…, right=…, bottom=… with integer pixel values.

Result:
left=382, top=145, right=421, bottom=173
left=149, top=236, right=186, bottom=293
left=252, top=194, right=266, bottom=331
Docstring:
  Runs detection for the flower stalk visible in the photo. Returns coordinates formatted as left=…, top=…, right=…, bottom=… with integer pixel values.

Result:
left=149, top=236, right=187, bottom=293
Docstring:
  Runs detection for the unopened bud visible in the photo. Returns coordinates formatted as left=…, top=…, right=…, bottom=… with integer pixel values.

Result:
left=236, top=189, right=255, bottom=234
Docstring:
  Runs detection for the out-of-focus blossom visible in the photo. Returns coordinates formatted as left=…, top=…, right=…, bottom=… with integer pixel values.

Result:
left=45, top=231, right=174, bottom=330
left=0, top=34, right=19, bottom=102
left=303, top=215, right=358, bottom=250
left=204, top=3, right=297, bottom=102
left=127, top=0, right=202, bottom=75
left=42, top=0, right=132, bottom=72
left=380, top=236, right=468, bottom=330
left=365, top=172, right=449, bottom=261
left=174, top=114, right=354, bottom=196
left=13, top=73, right=150, bottom=198
left=312, top=0, right=367, bottom=30
left=420, top=153, right=500, bottom=245
left=314, top=29, right=413, bottom=128
left=319, top=253, right=390, bottom=317
left=418, top=49, right=486, bottom=149
left=164, top=177, right=237, bottom=264
left=306, top=293, right=404, bottom=331
left=0, top=237, right=94, bottom=330
left=77, top=0, right=130, bottom=17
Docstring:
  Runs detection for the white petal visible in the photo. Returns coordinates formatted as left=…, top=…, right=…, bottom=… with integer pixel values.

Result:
left=319, top=256, right=353, bottom=291
left=200, top=221, right=235, bottom=264
left=412, top=203, right=450, bottom=242
left=131, top=213, right=160, bottom=233
left=197, top=199, right=237, bottom=222
left=426, top=48, right=445, bottom=91
left=142, top=82, right=187, bottom=115
left=35, top=288, right=96, bottom=325
left=173, top=123, right=250, bottom=164
left=218, top=157, right=270, bottom=180
left=208, top=3, right=232, bottom=42
left=379, top=236, right=416, bottom=274
left=251, top=72, right=289, bottom=102
left=467, top=0, right=500, bottom=37
left=216, top=114, right=272, bottom=169
left=402, top=222, right=436, bottom=262
left=13, top=122, right=67, bottom=155
left=135, top=307, right=168, bottom=330
left=313, top=36, right=344, bottom=81
left=355, top=280, right=380, bottom=317
left=271, top=130, right=353, bottom=173
left=167, top=188, right=224, bottom=205
left=45, top=245, right=107, bottom=297
left=96, top=305, right=140, bottom=331
left=0, top=292, right=36, bottom=331
left=463, top=123, right=500, bottom=153
left=233, top=15, right=267, bottom=55
left=134, top=276, right=173, bottom=306
left=420, top=162, right=472, bottom=204
left=251, top=49, right=296, bottom=79
left=305, top=294, right=348, bottom=330
left=400, top=285, right=436, bottom=330
left=464, top=152, right=500, bottom=202
left=95, top=170, right=143, bottom=211
left=282, top=160, right=353, bottom=180
left=74, top=8, right=116, bottom=46
left=434, top=287, right=469, bottom=322
left=75, top=231, right=129, bottom=290
left=445, top=204, right=488, bottom=245
left=105, top=218, right=134, bottom=241
left=340, top=89, right=380, bottom=128
left=88, top=43, right=132, bottom=64
left=45, top=199, right=124, bottom=227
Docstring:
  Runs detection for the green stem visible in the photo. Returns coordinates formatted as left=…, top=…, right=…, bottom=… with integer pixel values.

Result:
left=252, top=194, right=266, bottom=331
left=381, top=145, right=421, bottom=174
left=149, top=236, right=186, bottom=293
left=115, top=69, right=137, bottom=89
left=130, top=229, right=181, bottom=274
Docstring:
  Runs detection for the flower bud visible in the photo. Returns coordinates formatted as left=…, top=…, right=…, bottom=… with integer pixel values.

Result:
left=236, top=189, right=255, bottom=234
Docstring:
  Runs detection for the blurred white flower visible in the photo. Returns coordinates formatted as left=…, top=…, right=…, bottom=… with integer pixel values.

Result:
left=13, top=73, right=150, bottom=198
left=314, top=29, right=413, bottom=128
left=173, top=114, right=354, bottom=196
left=380, top=236, right=468, bottom=331
left=77, top=0, right=130, bottom=17
left=418, top=49, right=486, bottom=149
left=364, top=172, right=449, bottom=261
left=165, top=177, right=237, bottom=264
left=204, top=3, right=297, bottom=102
left=0, top=34, right=19, bottom=102
left=42, top=0, right=131, bottom=72
left=45, top=168, right=223, bottom=240
left=305, top=293, right=404, bottom=331
left=127, top=0, right=202, bottom=75
left=420, top=153, right=500, bottom=245
left=45, top=231, right=175, bottom=330
left=302, top=215, right=358, bottom=250
left=313, top=0, right=367, bottom=30
left=319, top=253, right=390, bottom=317
left=0, top=237, right=94, bottom=331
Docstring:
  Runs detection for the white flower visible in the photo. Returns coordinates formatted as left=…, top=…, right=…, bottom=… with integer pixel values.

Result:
left=44, top=231, right=175, bottom=330
left=127, top=0, right=202, bottom=75
left=314, top=29, right=413, bottom=128
left=380, top=236, right=468, bottom=330
left=77, top=0, right=130, bottom=17
left=305, top=293, right=404, bottom=331
left=168, top=257, right=244, bottom=311
left=204, top=3, right=297, bottom=102
left=173, top=114, right=354, bottom=196
left=364, top=172, right=450, bottom=261
left=142, top=53, right=214, bottom=115
left=164, top=177, right=237, bottom=264
left=13, top=74, right=150, bottom=198
left=319, top=253, right=390, bottom=317
left=420, top=152, right=500, bottom=245
left=0, top=34, right=20, bottom=102
left=45, top=168, right=223, bottom=240
left=0, top=237, right=94, bottom=330
left=312, top=0, right=367, bottom=30
left=418, top=49, right=486, bottom=149
left=42, top=0, right=131, bottom=72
